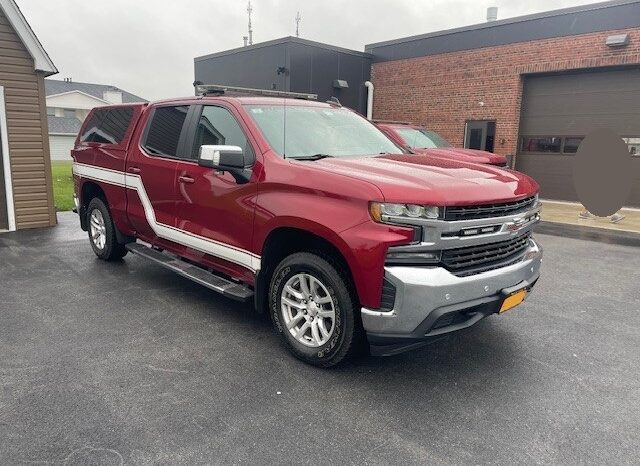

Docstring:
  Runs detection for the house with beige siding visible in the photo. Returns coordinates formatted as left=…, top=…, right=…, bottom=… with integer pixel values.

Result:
left=0, top=0, right=57, bottom=231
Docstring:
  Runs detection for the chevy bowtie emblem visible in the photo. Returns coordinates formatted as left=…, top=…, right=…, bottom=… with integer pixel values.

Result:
left=507, top=217, right=527, bottom=231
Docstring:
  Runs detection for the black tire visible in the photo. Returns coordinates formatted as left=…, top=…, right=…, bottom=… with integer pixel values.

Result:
left=86, top=197, right=127, bottom=261
left=269, top=252, right=362, bottom=367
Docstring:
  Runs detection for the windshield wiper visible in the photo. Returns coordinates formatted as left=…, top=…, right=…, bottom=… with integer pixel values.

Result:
left=288, top=154, right=335, bottom=161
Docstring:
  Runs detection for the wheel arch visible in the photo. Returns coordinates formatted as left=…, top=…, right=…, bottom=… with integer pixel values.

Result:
left=79, top=180, right=133, bottom=244
left=255, top=224, right=359, bottom=314
left=78, top=181, right=106, bottom=231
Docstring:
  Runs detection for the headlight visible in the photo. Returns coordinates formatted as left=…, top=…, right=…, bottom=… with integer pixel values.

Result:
left=369, top=202, right=440, bottom=223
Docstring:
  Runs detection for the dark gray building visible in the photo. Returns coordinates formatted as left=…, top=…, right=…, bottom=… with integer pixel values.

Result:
left=194, top=37, right=372, bottom=114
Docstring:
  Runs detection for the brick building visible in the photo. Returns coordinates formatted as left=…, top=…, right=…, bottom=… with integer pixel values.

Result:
left=198, top=0, right=640, bottom=206
left=366, top=0, right=640, bottom=205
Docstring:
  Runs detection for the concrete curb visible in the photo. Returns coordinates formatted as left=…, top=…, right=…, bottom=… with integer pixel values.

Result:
left=535, top=221, right=640, bottom=247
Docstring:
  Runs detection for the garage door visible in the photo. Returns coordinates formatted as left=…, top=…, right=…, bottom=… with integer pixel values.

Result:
left=49, top=135, right=76, bottom=161
left=516, top=67, right=640, bottom=207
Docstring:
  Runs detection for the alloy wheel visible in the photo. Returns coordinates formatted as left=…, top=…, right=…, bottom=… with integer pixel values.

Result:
left=89, top=209, right=107, bottom=251
left=281, top=273, right=336, bottom=347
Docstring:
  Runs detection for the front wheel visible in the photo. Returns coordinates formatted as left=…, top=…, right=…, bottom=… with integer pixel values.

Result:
left=269, top=252, right=361, bottom=367
left=87, top=197, right=127, bottom=261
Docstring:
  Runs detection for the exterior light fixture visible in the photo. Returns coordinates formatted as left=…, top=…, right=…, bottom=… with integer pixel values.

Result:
left=332, top=79, right=349, bottom=89
left=606, top=33, right=629, bottom=47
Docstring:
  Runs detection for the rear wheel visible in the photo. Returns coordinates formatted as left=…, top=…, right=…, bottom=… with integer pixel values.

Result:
left=87, top=197, right=127, bottom=261
left=269, top=252, right=361, bottom=367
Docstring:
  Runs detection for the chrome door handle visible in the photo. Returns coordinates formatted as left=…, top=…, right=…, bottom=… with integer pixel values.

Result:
left=178, top=175, right=195, bottom=184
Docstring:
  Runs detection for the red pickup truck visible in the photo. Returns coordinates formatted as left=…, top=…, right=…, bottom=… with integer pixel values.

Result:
left=375, top=121, right=508, bottom=166
left=72, top=86, right=542, bottom=367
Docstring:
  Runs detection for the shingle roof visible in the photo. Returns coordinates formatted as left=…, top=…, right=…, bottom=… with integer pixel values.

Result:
left=44, top=79, right=146, bottom=103
left=47, top=116, right=83, bottom=135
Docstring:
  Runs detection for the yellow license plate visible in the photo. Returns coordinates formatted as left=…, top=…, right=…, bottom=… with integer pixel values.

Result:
left=499, top=289, right=527, bottom=313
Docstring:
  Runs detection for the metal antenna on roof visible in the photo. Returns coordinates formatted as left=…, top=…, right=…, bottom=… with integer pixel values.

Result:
left=247, top=1, right=253, bottom=45
left=295, top=11, right=301, bottom=37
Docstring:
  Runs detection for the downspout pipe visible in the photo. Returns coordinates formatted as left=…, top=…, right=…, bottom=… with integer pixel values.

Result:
left=364, top=81, right=374, bottom=120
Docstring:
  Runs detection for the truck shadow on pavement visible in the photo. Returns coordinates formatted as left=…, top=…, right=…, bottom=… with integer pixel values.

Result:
left=137, top=258, right=521, bottom=379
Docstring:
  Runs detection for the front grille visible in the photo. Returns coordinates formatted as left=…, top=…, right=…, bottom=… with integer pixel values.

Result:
left=444, top=196, right=536, bottom=221
left=441, top=232, right=531, bottom=277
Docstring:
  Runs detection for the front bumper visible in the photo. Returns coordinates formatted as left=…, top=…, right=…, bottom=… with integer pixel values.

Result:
left=362, top=237, right=542, bottom=356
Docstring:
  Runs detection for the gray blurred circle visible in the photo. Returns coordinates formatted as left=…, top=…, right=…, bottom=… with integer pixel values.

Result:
left=573, top=128, right=632, bottom=217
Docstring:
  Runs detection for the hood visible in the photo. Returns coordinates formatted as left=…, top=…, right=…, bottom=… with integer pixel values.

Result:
left=297, top=154, right=538, bottom=206
left=415, top=147, right=507, bottom=166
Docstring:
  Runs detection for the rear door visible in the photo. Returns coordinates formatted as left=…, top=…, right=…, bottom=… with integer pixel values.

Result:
left=172, top=103, right=259, bottom=275
left=125, top=104, right=192, bottom=243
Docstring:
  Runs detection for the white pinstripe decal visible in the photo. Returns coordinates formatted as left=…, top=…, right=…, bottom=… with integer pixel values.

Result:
left=73, top=162, right=261, bottom=271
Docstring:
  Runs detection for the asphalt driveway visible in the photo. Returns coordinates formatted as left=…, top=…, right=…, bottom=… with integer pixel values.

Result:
left=1, top=213, right=639, bottom=465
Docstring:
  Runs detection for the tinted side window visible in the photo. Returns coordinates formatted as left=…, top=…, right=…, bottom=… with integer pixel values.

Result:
left=80, top=107, right=134, bottom=145
left=192, top=106, right=254, bottom=163
left=80, top=112, right=103, bottom=142
left=143, top=106, right=189, bottom=158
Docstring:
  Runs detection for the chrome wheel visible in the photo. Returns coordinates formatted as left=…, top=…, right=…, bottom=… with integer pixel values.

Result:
left=281, top=273, right=336, bottom=347
left=89, top=209, right=106, bottom=251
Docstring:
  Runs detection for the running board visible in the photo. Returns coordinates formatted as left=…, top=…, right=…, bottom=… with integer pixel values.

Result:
left=125, top=242, right=254, bottom=302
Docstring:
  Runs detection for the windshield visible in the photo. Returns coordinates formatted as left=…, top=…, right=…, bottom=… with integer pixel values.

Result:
left=245, top=105, right=401, bottom=158
left=396, top=127, right=451, bottom=149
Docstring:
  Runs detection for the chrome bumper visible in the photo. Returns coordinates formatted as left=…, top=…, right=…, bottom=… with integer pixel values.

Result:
left=362, top=237, right=542, bottom=349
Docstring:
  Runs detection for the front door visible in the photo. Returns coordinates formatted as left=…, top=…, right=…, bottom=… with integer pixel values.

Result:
left=125, top=105, right=191, bottom=242
left=464, top=120, right=496, bottom=152
left=173, top=104, right=258, bottom=275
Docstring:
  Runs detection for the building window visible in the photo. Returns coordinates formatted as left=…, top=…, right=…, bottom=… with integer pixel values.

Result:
left=562, top=137, right=583, bottom=154
left=521, top=136, right=640, bottom=156
left=63, top=108, right=76, bottom=119
left=623, top=137, right=640, bottom=157
left=520, top=136, right=562, bottom=153
left=46, top=107, right=55, bottom=116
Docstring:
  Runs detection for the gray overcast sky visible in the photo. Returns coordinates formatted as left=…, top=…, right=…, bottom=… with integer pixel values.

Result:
left=18, top=0, right=605, bottom=101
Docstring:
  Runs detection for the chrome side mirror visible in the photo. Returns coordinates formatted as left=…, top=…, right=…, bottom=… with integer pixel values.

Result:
left=198, top=145, right=245, bottom=169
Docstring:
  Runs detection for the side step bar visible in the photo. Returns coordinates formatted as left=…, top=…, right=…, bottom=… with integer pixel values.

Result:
left=125, top=242, right=254, bottom=302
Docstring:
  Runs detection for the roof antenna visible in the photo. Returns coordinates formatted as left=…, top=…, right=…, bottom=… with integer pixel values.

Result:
left=247, top=1, right=253, bottom=45
left=295, top=11, right=301, bottom=37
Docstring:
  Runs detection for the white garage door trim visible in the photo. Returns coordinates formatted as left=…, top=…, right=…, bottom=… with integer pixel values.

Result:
left=0, top=86, right=16, bottom=232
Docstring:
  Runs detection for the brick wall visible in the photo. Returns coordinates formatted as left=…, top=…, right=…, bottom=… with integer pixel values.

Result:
left=371, top=28, right=640, bottom=156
